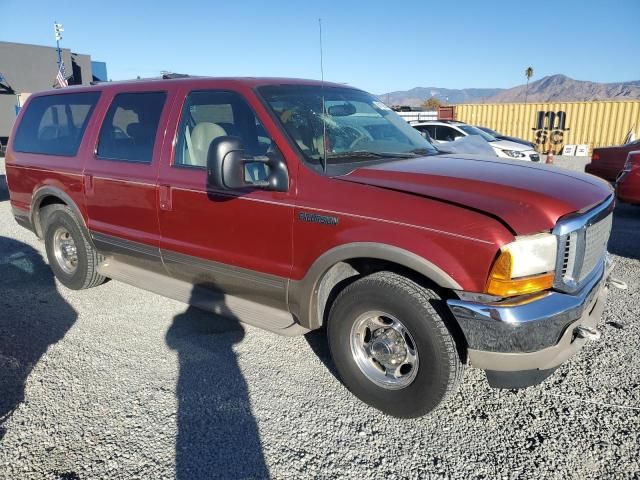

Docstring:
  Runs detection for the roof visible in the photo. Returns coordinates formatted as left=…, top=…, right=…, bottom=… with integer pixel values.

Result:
left=29, top=76, right=357, bottom=97
left=410, top=120, right=468, bottom=126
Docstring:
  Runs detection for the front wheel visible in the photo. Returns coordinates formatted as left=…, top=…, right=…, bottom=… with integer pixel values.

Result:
left=327, top=271, right=464, bottom=418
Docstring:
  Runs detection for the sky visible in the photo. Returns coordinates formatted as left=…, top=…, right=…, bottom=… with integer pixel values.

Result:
left=1, top=0, right=638, bottom=94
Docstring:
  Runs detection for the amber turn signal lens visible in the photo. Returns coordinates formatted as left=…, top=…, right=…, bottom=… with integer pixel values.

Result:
left=486, top=250, right=554, bottom=297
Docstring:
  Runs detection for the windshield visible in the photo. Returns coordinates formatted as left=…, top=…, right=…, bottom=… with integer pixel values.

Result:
left=458, top=125, right=497, bottom=142
left=258, top=85, right=438, bottom=172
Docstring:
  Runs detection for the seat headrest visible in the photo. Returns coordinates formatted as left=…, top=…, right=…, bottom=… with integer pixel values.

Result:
left=190, top=122, right=228, bottom=166
left=126, top=123, right=153, bottom=141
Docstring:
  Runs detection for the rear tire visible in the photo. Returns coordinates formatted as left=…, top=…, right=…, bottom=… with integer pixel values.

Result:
left=43, top=204, right=105, bottom=290
left=327, top=271, right=464, bottom=418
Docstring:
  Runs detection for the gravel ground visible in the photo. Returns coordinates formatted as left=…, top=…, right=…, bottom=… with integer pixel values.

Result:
left=0, top=156, right=638, bottom=479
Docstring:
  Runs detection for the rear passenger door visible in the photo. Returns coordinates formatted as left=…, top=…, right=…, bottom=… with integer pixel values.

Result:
left=83, top=88, right=172, bottom=271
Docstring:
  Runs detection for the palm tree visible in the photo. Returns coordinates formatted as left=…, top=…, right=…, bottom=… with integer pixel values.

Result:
left=524, top=67, right=534, bottom=103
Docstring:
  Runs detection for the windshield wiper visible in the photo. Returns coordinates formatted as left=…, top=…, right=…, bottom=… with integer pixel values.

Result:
left=327, top=150, right=420, bottom=161
left=326, top=151, right=388, bottom=160
left=408, top=148, right=437, bottom=156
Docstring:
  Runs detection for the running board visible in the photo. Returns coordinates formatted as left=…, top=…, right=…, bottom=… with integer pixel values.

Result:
left=97, top=258, right=308, bottom=336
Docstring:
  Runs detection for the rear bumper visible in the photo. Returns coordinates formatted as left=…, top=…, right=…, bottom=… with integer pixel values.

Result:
left=447, top=258, right=611, bottom=387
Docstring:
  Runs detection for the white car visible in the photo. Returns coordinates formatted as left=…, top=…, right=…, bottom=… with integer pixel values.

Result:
left=412, top=120, right=540, bottom=162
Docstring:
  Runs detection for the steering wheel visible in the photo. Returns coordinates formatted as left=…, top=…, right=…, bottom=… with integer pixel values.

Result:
left=345, top=127, right=371, bottom=149
left=349, top=134, right=372, bottom=150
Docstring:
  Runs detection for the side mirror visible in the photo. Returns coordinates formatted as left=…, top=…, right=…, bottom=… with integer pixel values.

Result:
left=206, top=136, right=289, bottom=192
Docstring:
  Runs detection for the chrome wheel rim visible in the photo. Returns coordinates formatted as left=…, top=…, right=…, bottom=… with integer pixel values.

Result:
left=52, top=227, right=78, bottom=275
left=349, top=311, right=419, bottom=390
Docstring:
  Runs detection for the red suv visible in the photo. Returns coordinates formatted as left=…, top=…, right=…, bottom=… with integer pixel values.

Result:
left=5, top=77, right=616, bottom=417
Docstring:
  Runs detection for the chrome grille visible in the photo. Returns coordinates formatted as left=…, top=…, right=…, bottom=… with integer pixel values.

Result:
left=553, top=196, right=614, bottom=292
left=580, top=214, right=612, bottom=281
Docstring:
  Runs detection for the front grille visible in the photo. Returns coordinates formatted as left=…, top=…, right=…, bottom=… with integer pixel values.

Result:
left=580, top=214, right=612, bottom=281
left=530, top=154, right=540, bottom=162
left=554, top=197, right=614, bottom=292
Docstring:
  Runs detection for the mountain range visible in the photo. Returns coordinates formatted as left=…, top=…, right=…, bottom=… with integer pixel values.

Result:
left=380, top=75, right=640, bottom=106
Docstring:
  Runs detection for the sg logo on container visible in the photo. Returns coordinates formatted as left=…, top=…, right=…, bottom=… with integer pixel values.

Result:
left=532, top=111, right=570, bottom=153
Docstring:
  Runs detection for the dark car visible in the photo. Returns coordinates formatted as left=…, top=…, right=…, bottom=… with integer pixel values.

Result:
left=478, top=126, right=537, bottom=150
left=6, top=76, right=615, bottom=418
left=586, top=140, right=640, bottom=182
left=615, top=150, right=640, bottom=205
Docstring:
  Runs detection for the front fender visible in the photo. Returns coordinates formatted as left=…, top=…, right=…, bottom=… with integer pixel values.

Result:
left=287, top=242, right=463, bottom=330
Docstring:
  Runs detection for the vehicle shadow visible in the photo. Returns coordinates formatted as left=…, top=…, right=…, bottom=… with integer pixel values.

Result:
left=304, top=329, right=340, bottom=382
left=0, top=175, right=8, bottom=202
left=608, top=203, right=640, bottom=260
left=165, top=287, right=269, bottom=479
left=0, top=236, right=78, bottom=441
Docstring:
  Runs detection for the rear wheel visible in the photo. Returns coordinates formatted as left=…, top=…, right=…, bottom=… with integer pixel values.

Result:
left=43, top=204, right=105, bottom=290
left=327, top=271, right=464, bottom=418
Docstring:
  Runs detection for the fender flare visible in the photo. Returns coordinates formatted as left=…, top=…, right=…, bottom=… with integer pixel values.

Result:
left=287, top=242, right=462, bottom=330
left=30, top=185, right=90, bottom=239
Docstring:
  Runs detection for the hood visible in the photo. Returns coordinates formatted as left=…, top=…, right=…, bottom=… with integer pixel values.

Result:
left=491, top=139, right=534, bottom=152
left=339, top=154, right=613, bottom=234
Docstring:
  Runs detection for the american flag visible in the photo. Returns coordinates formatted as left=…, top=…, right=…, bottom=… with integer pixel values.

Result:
left=55, top=63, right=68, bottom=88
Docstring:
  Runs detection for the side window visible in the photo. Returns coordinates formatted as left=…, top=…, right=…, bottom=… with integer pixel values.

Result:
left=175, top=90, right=272, bottom=168
left=13, top=92, right=100, bottom=156
left=97, top=92, right=167, bottom=163
left=435, top=126, right=463, bottom=142
left=414, top=125, right=434, bottom=141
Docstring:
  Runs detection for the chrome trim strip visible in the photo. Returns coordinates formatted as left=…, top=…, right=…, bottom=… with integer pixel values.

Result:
left=553, top=194, right=614, bottom=236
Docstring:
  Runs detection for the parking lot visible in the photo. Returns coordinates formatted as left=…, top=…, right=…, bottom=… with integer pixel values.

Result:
left=0, top=156, right=638, bottom=479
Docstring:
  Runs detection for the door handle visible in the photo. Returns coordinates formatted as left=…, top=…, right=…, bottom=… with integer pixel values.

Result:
left=159, top=184, right=172, bottom=211
left=83, top=174, right=94, bottom=194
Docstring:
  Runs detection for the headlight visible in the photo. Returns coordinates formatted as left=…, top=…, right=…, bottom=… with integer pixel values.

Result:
left=502, top=149, right=525, bottom=158
left=486, top=233, right=557, bottom=297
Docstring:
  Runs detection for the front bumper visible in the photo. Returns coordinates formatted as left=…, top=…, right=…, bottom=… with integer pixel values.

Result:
left=447, top=259, right=611, bottom=387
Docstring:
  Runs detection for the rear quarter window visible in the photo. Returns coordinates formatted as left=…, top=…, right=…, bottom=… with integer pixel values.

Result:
left=13, top=92, right=100, bottom=156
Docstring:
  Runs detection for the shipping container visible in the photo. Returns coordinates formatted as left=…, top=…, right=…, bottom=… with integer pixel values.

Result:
left=455, top=100, right=640, bottom=154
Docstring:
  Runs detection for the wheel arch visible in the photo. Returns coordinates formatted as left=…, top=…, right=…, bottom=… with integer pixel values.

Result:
left=288, top=242, right=463, bottom=330
left=31, top=186, right=89, bottom=240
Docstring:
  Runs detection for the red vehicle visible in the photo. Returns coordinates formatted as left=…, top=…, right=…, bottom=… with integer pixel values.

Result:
left=616, top=150, right=640, bottom=205
left=5, top=77, right=617, bottom=417
left=585, top=140, right=640, bottom=182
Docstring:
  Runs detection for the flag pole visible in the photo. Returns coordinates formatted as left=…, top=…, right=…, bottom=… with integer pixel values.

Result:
left=53, top=22, right=67, bottom=87
left=54, top=21, right=62, bottom=72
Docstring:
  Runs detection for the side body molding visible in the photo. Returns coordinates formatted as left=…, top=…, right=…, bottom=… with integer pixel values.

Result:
left=288, top=242, right=462, bottom=330
left=30, top=185, right=89, bottom=239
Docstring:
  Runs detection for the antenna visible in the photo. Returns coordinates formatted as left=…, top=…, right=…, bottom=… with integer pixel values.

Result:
left=319, top=18, right=327, bottom=173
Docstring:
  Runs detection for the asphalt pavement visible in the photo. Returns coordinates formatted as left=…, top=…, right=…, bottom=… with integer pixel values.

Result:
left=0, top=156, right=638, bottom=479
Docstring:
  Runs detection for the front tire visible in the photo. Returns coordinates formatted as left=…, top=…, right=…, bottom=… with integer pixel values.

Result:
left=43, top=204, right=105, bottom=290
left=327, top=271, right=464, bottom=418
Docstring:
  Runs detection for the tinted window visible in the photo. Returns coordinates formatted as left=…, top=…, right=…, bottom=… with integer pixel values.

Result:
left=13, top=92, right=100, bottom=156
left=175, top=90, right=272, bottom=167
left=97, top=92, right=167, bottom=163
left=435, top=126, right=464, bottom=142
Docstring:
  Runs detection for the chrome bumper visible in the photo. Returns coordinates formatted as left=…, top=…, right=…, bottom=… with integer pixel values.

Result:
left=447, top=258, right=611, bottom=374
